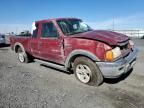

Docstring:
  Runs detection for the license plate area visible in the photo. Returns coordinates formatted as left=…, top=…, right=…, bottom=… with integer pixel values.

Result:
left=129, top=58, right=136, bottom=67
left=125, top=58, right=136, bottom=72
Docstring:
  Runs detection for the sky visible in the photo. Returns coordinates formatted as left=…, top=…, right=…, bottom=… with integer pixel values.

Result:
left=0, top=0, right=144, bottom=33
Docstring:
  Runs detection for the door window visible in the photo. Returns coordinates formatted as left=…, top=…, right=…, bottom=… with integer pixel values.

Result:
left=42, top=22, right=58, bottom=38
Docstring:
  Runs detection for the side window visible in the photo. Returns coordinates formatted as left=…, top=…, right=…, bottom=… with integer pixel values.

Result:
left=42, top=22, right=58, bottom=38
left=32, top=23, right=39, bottom=38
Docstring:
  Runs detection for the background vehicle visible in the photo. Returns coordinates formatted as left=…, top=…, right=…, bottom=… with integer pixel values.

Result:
left=141, top=35, right=144, bottom=39
left=10, top=18, right=138, bottom=86
left=0, top=34, right=6, bottom=44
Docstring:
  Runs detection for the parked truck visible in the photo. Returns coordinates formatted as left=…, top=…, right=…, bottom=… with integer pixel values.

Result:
left=10, top=18, right=138, bottom=86
left=0, top=34, right=6, bottom=44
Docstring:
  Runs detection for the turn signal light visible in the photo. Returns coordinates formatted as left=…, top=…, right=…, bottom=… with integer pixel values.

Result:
left=105, top=47, right=121, bottom=61
left=105, top=50, right=113, bottom=61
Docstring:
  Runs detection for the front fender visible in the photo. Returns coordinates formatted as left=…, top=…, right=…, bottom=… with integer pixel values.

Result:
left=65, top=50, right=100, bottom=68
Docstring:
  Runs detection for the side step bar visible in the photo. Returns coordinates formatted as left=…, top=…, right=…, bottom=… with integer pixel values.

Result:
left=34, top=59, right=68, bottom=72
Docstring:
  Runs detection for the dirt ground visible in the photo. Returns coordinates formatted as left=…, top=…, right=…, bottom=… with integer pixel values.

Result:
left=0, top=39, right=144, bottom=108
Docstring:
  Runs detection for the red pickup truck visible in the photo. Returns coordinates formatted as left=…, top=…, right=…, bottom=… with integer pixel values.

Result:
left=10, top=18, right=138, bottom=86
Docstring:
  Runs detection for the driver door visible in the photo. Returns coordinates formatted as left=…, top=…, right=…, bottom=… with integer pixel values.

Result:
left=39, top=21, right=64, bottom=64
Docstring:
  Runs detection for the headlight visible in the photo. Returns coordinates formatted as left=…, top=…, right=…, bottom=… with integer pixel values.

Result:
left=105, top=47, right=121, bottom=61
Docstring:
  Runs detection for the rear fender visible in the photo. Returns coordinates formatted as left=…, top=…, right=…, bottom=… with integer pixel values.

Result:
left=14, top=42, right=25, bottom=53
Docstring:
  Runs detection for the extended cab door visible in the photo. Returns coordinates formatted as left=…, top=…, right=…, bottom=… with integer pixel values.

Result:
left=39, top=21, right=64, bottom=64
left=29, top=23, right=40, bottom=57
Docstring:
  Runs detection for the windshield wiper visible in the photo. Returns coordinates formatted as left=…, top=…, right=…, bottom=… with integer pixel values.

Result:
left=69, top=29, right=92, bottom=35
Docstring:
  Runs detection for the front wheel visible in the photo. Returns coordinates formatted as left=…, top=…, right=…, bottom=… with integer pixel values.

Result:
left=73, top=57, right=103, bottom=86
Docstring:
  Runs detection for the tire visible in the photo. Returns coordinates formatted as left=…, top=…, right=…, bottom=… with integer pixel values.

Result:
left=73, top=57, right=103, bottom=86
left=17, top=47, right=30, bottom=63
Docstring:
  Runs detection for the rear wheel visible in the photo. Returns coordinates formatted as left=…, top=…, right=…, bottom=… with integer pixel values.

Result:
left=17, top=47, right=30, bottom=63
left=73, top=57, right=103, bottom=86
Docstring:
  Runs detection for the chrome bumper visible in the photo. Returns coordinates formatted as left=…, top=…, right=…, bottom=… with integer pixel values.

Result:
left=97, top=48, right=138, bottom=78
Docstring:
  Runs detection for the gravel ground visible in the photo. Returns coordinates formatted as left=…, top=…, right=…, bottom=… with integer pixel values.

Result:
left=0, top=39, right=144, bottom=108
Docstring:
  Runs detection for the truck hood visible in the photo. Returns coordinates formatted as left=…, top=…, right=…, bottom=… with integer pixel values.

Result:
left=70, top=30, right=129, bottom=45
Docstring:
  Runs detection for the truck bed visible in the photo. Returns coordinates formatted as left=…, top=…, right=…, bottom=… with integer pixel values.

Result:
left=10, top=35, right=31, bottom=52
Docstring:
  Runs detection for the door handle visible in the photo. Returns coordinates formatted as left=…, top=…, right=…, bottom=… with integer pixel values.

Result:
left=39, top=42, right=42, bottom=47
left=58, top=44, right=62, bottom=47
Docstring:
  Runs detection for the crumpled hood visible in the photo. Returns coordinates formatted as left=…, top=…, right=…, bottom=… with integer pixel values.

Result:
left=70, top=30, right=129, bottom=45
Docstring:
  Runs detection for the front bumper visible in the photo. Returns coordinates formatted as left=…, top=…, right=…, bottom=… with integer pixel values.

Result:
left=97, top=48, right=138, bottom=78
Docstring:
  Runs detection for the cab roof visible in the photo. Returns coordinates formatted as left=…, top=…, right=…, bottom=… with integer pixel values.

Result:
left=35, top=17, right=81, bottom=23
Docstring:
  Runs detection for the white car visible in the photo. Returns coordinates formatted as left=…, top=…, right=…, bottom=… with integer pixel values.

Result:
left=0, top=35, right=6, bottom=44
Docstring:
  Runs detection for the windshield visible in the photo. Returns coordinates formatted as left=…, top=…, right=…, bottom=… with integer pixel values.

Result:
left=57, top=19, right=92, bottom=35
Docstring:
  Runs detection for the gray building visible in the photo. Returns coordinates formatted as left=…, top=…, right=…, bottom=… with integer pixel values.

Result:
left=114, top=30, right=144, bottom=38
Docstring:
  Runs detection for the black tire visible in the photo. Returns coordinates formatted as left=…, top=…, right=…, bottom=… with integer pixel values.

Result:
left=17, top=47, right=30, bottom=63
left=73, top=57, right=103, bottom=86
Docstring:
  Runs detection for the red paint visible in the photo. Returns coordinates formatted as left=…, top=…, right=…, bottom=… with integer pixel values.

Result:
left=10, top=18, right=130, bottom=64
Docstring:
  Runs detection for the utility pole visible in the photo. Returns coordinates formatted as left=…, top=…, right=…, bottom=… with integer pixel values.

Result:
left=112, top=17, right=115, bottom=31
